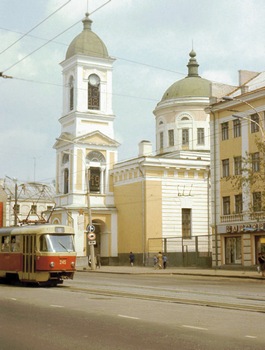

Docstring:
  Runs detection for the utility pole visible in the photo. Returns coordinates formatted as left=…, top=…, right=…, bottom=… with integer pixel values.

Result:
left=86, top=167, right=96, bottom=270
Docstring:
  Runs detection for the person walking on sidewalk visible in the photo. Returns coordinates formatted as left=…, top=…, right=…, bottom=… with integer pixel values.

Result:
left=163, top=254, right=167, bottom=269
left=157, top=252, right=163, bottom=269
left=258, top=252, right=265, bottom=277
left=129, top=252, right=135, bottom=267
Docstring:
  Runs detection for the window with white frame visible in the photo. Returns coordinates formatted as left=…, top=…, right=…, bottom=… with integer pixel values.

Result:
left=222, top=159, right=230, bottom=177
left=197, top=128, right=205, bottom=145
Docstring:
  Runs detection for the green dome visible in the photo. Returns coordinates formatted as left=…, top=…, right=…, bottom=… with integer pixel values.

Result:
left=66, top=13, right=109, bottom=60
left=161, top=50, right=211, bottom=101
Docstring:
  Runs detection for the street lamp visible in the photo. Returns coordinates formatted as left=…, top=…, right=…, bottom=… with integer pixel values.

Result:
left=57, top=139, right=96, bottom=270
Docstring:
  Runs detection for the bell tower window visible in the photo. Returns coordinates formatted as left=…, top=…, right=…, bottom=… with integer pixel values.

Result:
left=88, top=74, right=100, bottom=110
left=69, top=76, right=74, bottom=111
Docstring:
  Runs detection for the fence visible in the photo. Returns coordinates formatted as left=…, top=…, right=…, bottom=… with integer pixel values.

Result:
left=147, top=235, right=212, bottom=268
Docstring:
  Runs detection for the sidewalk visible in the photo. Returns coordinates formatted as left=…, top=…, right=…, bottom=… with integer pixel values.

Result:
left=77, top=265, right=264, bottom=280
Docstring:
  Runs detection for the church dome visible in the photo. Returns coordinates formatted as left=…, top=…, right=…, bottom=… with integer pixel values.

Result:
left=65, top=13, right=109, bottom=60
left=161, top=50, right=211, bottom=101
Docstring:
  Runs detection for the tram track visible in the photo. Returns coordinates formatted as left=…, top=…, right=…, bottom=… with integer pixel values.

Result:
left=64, top=285, right=265, bottom=314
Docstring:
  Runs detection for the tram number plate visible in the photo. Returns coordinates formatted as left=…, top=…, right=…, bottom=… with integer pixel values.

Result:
left=60, top=259, right=67, bottom=265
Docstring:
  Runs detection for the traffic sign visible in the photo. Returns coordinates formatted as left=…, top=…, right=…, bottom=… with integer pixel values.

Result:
left=87, top=232, right=96, bottom=240
left=86, top=224, right=95, bottom=232
left=88, top=240, right=96, bottom=245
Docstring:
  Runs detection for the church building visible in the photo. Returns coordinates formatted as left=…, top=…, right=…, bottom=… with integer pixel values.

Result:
left=52, top=13, right=213, bottom=266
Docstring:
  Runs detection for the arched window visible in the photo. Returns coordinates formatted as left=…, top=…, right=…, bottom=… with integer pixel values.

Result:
left=86, top=151, right=106, bottom=194
left=88, top=74, right=100, bottom=110
left=69, top=76, right=74, bottom=111
left=64, top=168, right=69, bottom=194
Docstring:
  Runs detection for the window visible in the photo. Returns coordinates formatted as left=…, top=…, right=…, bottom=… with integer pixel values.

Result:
left=223, top=196, right=230, bottom=215
left=182, top=129, right=189, bottom=145
left=88, top=74, right=100, bottom=110
left=221, top=122, right=229, bottom=140
left=251, top=152, right=260, bottom=172
left=251, top=114, right=260, bottom=133
left=168, top=129, right=174, bottom=146
left=64, top=168, right=69, bottom=194
left=69, top=76, right=74, bottom=111
left=253, top=192, right=262, bottom=212
left=235, top=194, right=242, bottom=214
left=222, top=159, right=230, bottom=177
left=233, top=119, right=241, bottom=138
left=234, top=156, right=242, bottom=175
left=31, top=205, right=37, bottom=215
left=89, top=167, right=100, bottom=193
left=182, top=209, right=191, bottom=239
left=160, top=132, right=164, bottom=149
left=197, top=128, right=205, bottom=145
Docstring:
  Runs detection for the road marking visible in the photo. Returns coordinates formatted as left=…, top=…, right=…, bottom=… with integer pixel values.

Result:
left=118, top=314, right=139, bottom=320
left=10, top=298, right=17, bottom=301
left=245, top=335, right=257, bottom=339
left=50, top=304, right=64, bottom=308
left=182, top=325, right=208, bottom=331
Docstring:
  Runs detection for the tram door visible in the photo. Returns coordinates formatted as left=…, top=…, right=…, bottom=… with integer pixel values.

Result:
left=22, top=235, right=36, bottom=280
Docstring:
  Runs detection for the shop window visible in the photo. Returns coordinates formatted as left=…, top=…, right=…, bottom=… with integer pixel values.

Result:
left=225, top=237, right=242, bottom=264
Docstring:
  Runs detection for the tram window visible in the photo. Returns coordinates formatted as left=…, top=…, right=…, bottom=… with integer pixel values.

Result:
left=40, top=234, right=75, bottom=253
left=11, top=236, right=20, bottom=252
left=1, top=236, right=10, bottom=252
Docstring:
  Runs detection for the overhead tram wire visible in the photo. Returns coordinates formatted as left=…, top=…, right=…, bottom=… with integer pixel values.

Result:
left=1, top=1, right=111, bottom=75
left=0, top=0, right=71, bottom=56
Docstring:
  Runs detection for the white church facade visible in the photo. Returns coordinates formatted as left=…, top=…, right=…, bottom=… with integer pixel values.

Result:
left=52, top=13, right=213, bottom=266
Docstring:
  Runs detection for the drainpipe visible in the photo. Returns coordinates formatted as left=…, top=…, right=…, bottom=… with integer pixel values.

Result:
left=139, top=162, right=146, bottom=266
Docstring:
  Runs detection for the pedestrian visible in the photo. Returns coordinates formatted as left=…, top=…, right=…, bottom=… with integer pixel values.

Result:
left=153, top=255, right=158, bottom=269
left=258, top=252, right=265, bottom=277
left=157, top=251, right=163, bottom=269
left=163, top=254, right=167, bottom=269
left=96, top=253, right=101, bottom=269
left=129, top=252, right=135, bottom=266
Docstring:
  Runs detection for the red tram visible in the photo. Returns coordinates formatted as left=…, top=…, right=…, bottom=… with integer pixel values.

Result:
left=0, top=224, right=76, bottom=286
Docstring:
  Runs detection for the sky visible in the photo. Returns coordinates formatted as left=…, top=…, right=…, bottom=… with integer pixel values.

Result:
left=1, top=0, right=265, bottom=183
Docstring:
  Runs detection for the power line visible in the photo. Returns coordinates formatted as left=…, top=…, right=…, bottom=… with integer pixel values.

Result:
left=0, top=0, right=71, bottom=56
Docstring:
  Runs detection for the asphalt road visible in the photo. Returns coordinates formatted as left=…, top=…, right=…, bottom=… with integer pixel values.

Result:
left=0, top=273, right=264, bottom=349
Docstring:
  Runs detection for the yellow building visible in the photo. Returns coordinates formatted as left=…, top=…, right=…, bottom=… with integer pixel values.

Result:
left=208, top=70, right=265, bottom=268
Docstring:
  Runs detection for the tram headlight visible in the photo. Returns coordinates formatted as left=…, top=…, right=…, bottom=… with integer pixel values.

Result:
left=71, top=261, right=75, bottom=268
left=50, top=262, right=55, bottom=268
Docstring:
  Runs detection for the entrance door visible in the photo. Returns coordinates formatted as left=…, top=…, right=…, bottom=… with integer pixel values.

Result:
left=22, top=235, right=36, bottom=281
left=225, top=236, right=242, bottom=264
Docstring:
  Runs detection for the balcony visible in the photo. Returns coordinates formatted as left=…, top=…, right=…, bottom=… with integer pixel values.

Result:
left=220, top=213, right=244, bottom=223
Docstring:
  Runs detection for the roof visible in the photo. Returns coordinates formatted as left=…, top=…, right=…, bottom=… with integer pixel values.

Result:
left=161, top=50, right=211, bottom=101
left=65, top=13, right=109, bottom=60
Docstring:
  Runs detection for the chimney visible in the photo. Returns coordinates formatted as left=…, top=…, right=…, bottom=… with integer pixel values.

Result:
left=138, top=140, right=152, bottom=157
